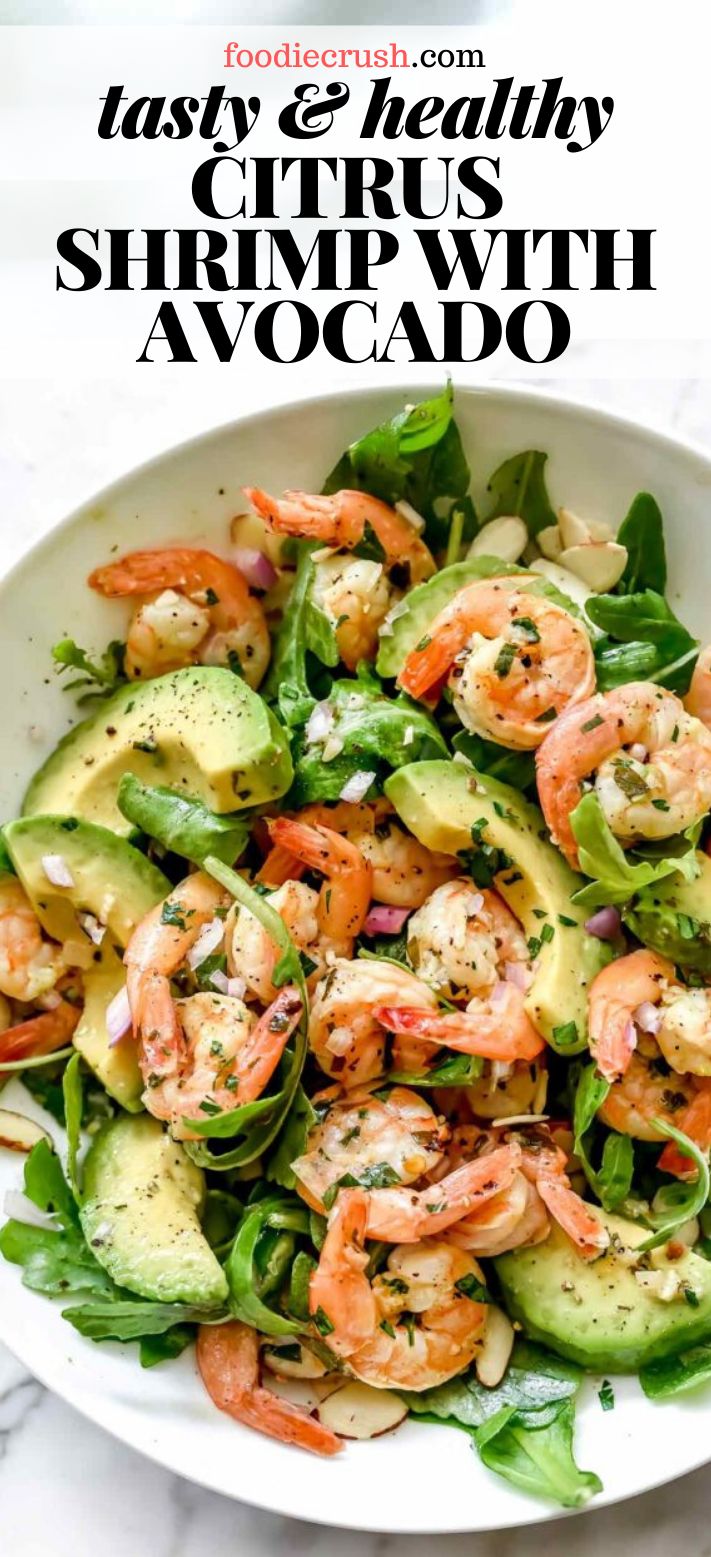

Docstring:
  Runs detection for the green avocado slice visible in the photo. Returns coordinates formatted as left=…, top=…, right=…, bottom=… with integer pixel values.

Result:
left=624, top=853, right=711, bottom=975
left=375, top=558, right=525, bottom=679
left=385, top=760, right=609, bottom=1053
left=81, top=1114, right=228, bottom=1307
left=495, top=1210, right=711, bottom=1372
left=3, top=815, right=169, bottom=947
left=23, top=667, right=293, bottom=835
left=72, top=942, right=143, bottom=1111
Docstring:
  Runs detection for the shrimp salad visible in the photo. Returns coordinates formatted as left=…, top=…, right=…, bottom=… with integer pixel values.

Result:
left=3, top=385, right=711, bottom=1512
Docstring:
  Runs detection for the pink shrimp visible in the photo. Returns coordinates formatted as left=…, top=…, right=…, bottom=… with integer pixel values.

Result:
left=374, top=984, right=547, bottom=1066
left=587, top=948, right=675, bottom=1082
left=89, top=546, right=270, bottom=688
left=398, top=581, right=595, bottom=748
left=267, top=816, right=372, bottom=952
left=197, top=1321, right=342, bottom=1457
left=0, top=998, right=80, bottom=1065
left=244, top=487, right=436, bottom=585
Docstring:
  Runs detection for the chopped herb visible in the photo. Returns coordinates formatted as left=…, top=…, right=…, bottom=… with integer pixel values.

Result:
left=415, top=635, right=432, bottom=652
left=598, top=1380, right=615, bottom=1411
left=612, top=760, right=648, bottom=801
left=683, top=1285, right=700, bottom=1309
left=540, top=922, right=555, bottom=945
left=494, top=642, right=517, bottom=679
left=678, top=914, right=701, bottom=941
left=558, top=914, right=577, bottom=927
left=380, top=1319, right=396, bottom=1338
left=199, top=1099, right=222, bottom=1116
left=132, top=738, right=159, bottom=755
left=160, top=901, right=193, bottom=930
left=204, top=587, right=219, bottom=606
left=535, top=707, right=557, bottom=723
left=651, top=798, right=670, bottom=812
left=552, top=1021, right=579, bottom=1048
left=581, top=715, right=604, bottom=733
left=314, top=1305, right=334, bottom=1336
left=511, top=615, right=541, bottom=643
left=455, top=1273, right=491, bottom=1302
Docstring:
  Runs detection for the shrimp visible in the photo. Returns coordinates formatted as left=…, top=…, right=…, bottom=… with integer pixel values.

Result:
left=398, top=582, right=595, bottom=749
left=362, top=1143, right=524, bottom=1242
left=267, top=817, right=372, bottom=954
left=308, top=958, right=437, bottom=1086
left=536, top=683, right=711, bottom=869
left=0, top=998, right=80, bottom=1065
left=144, top=987, right=302, bottom=1140
left=446, top=1168, right=550, bottom=1257
left=588, top=948, right=674, bottom=1082
left=197, top=1321, right=341, bottom=1457
left=292, top=1084, right=448, bottom=1214
left=597, top=1049, right=700, bottom=1142
left=88, top=547, right=270, bottom=689
left=244, top=487, right=436, bottom=586
left=226, top=879, right=321, bottom=1004
left=311, top=554, right=394, bottom=670
left=309, top=1189, right=489, bottom=1390
left=294, top=800, right=456, bottom=909
left=0, top=877, right=65, bottom=1003
left=374, top=987, right=546, bottom=1066
left=124, top=871, right=228, bottom=1080
left=406, top=878, right=531, bottom=1000
left=685, top=644, right=711, bottom=728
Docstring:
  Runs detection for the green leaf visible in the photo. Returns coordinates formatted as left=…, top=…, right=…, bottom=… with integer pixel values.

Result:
left=588, top=590, right=697, bottom=694
left=570, top=792, right=700, bottom=909
left=186, top=860, right=308, bottom=1171
left=388, top=1052, right=484, bottom=1087
left=24, top=1137, right=78, bottom=1230
left=404, top=1342, right=600, bottom=1508
left=63, top=1300, right=219, bottom=1342
left=451, top=731, right=536, bottom=791
left=636, top=1120, right=710, bottom=1252
left=201, top=1189, right=243, bottom=1256
left=266, top=1086, right=317, bottom=1190
left=573, top=1063, right=610, bottom=1146
left=226, top=1194, right=309, bottom=1336
left=118, top=775, right=251, bottom=866
left=616, top=492, right=667, bottom=594
left=484, top=450, right=556, bottom=538
left=289, top=679, right=447, bottom=807
left=287, top=1250, right=317, bottom=1323
left=52, top=637, right=127, bottom=705
left=263, top=544, right=338, bottom=728
left=62, top=1052, right=83, bottom=1202
left=323, top=384, right=471, bottom=552
left=640, top=1342, right=711, bottom=1400
left=139, top=1325, right=196, bottom=1368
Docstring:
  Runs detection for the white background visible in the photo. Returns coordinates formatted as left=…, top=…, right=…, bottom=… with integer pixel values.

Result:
left=3, top=3, right=711, bottom=1551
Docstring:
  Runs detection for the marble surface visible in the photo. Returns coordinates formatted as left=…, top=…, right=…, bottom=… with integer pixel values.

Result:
left=2, top=369, right=711, bottom=1554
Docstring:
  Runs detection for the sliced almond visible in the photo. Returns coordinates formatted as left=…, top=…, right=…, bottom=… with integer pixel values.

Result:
left=467, top=516, right=527, bottom=565
left=317, top=1380, right=408, bottom=1440
left=475, top=1305, right=515, bottom=1388
left=263, top=1341, right=328, bottom=1381
left=269, top=1375, right=325, bottom=1414
left=0, top=1109, right=52, bottom=1154
left=586, top=517, right=615, bottom=543
left=536, top=524, right=563, bottom=562
left=529, top=558, right=596, bottom=618
left=560, top=541, right=628, bottom=593
left=558, top=506, right=591, bottom=549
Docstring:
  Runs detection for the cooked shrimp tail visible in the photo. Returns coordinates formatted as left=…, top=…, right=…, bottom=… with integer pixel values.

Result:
left=197, top=1321, right=342, bottom=1457
left=0, top=998, right=79, bottom=1065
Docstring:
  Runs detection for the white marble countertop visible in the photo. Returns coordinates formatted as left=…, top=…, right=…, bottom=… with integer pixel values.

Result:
left=2, top=369, right=711, bottom=1554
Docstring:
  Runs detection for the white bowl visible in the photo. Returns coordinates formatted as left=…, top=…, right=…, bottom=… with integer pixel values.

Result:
left=1, top=384, right=711, bottom=1533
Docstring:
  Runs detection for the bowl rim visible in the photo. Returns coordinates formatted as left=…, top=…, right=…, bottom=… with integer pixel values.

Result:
left=2, top=377, right=711, bottom=1532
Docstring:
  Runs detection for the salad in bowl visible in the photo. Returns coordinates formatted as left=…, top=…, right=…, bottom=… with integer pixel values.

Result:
left=2, top=384, right=711, bottom=1512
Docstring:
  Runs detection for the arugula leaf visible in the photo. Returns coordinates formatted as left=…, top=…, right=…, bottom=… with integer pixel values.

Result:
left=139, top=1325, right=196, bottom=1368
left=63, top=1300, right=218, bottom=1342
left=226, top=1193, right=309, bottom=1336
left=62, top=1052, right=83, bottom=1202
left=201, top=1189, right=243, bottom=1257
left=452, top=731, right=536, bottom=792
left=640, top=1342, right=711, bottom=1400
left=187, top=860, right=308, bottom=1170
left=289, top=680, right=447, bottom=807
left=388, top=1052, right=484, bottom=1087
left=263, top=544, right=339, bottom=728
left=265, top=1086, right=317, bottom=1191
left=52, top=637, right=127, bottom=705
left=637, top=1120, right=710, bottom=1252
left=588, top=590, right=698, bottom=695
left=404, top=1341, right=600, bottom=1509
left=118, top=775, right=251, bottom=865
left=570, top=792, right=700, bottom=909
left=287, top=1249, right=318, bottom=1323
left=324, top=384, right=471, bottom=552
left=616, top=492, right=667, bottom=594
left=572, top=1066, right=634, bottom=1211
left=483, top=450, right=556, bottom=538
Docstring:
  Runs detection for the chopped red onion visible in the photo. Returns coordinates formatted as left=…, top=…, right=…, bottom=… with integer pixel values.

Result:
left=363, top=905, right=410, bottom=937
left=232, top=547, right=278, bottom=592
left=629, top=743, right=647, bottom=764
left=3, top=1190, right=58, bottom=1229
left=339, top=770, right=376, bottom=804
left=186, top=918, right=225, bottom=971
left=504, top=960, right=531, bottom=991
left=305, top=700, right=335, bottom=747
left=205, top=968, right=247, bottom=999
left=490, top=980, right=509, bottom=1007
left=584, top=906, right=621, bottom=940
left=106, top=984, right=132, bottom=1047
left=634, top=1000, right=662, bottom=1035
left=41, top=853, right=75, bottom=889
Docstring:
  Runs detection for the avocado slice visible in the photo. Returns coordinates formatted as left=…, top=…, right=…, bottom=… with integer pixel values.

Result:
left=495, top=1210, right=711, bottom=1372
left=73, top=943, right=143, bottom=1111
left=23, top=667, right=293, bottom=835
left=385, top=761, right=609, bottom=1053
left=81, top=1114, right=228, bottom=1306
left=3, top=815, right=170, bottom=947
left=376, top=559, right=524, bottom=679
left=624, top=853, right=711, bottom=975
